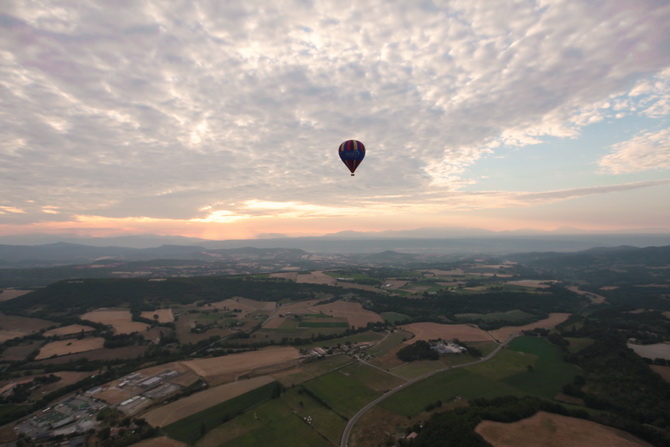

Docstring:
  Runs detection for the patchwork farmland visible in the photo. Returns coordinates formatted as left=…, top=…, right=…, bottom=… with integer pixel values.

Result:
left=0, top=246, right=669, bottom=447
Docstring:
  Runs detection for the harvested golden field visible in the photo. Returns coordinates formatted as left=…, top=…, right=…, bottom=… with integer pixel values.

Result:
left=262, top=316, right=285, bottom=329
left=34, top=346, right=146, bottom=364
left=567, top=286, right=606, bottom=304
left=182, top=347, right=300, bottom=385
left=296, top=270, right=337, bottom=285
left=81, top=309, right=149, bottom=334
left=43, top=324, right=95, bottom=337
left=0, top=289, right=31, bottom=302
left=0, top=340, right=42, bottom=361
left=0, top=312, right=55, bottom=331
left=476, top=411, right=652, bottom=447
left=0, top=330, right=28, bottom=343
left=143, top=375, right=276, bottom=427
left=140, top=308, right=174, bottom=323
left=0, top=313, right=55, bottom=342
left=36, top=337, right=105, bottom=359
left=42, top=371, right=94, bottom=390
left=401, top=322, right=494, bottom=342
left=489, top=313, right=571, bottom=342
left=312, top=300, right=383, bottom=328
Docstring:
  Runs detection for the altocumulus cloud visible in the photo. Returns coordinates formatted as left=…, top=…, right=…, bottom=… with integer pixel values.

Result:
left=0, top=0, right=669, bottom=227
left=599, top=128, right=670, bottom=174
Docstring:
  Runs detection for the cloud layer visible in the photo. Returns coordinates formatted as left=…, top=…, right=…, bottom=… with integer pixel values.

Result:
left=1, top=0, right=669, bottom=235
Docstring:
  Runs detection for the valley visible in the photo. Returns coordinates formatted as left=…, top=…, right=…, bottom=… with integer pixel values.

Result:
left=0, top=244, right=668, bottom=446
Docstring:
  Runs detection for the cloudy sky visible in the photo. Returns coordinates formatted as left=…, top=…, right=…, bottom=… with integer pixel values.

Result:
left=1, top=0, right=669, bottom=241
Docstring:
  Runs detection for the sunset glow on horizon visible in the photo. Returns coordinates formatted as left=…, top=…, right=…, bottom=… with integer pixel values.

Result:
left=1, top=1, right=669, bottom=242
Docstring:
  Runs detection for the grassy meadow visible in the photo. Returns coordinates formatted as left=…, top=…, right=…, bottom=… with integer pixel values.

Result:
left=164, top=381, right=279, bottom=444
left=377, top=336, right=579, bottom=418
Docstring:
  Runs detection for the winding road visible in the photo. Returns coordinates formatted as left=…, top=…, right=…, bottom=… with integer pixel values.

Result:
left=339, top=333, right=520, bottom=447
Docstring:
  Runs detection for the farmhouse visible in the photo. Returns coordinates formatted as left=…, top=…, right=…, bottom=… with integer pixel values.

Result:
left=431, top=341, right=466, bottom=354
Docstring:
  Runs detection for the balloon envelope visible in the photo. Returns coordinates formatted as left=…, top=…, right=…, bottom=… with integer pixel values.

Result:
left=338, top=140, right=366, bottom=175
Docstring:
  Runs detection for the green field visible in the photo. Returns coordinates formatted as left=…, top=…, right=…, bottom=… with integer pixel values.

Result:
left=380, top=312, right=411, bottom=323
left=281, top=386, right=347, bottom=444
left=272, top=355, right=354, bottom=387
left=165, top=381, right=279, bottom=444
left=466, top=347, right=535, bottom=381
left=379, top=368, right=523, bottom=417
left=564, top=336, right=595, bottom=353
left=339, top=362, right=404, bottom=391
left=303, top=370, right=380, bottom=419
left=255, top=320, right=346, bottom=343
left=200, top=397, right=333, bottom=447
left=390, top=360, right=445, bottom=379
left=501, top=336, right=579, bottom=398
left=377, top=336, right=580, bottom=418
left=367, top=330, right=412, bottom=357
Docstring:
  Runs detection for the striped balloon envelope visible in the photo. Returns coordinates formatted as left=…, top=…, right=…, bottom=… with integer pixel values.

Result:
left=338, top=140, right=366, bottom=176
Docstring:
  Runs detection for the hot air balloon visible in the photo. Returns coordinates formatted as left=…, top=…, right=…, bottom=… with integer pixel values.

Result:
left=338, top=140, right=366, bottom=176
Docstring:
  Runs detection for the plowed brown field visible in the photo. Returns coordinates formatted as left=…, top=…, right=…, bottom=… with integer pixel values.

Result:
left=476, top=411, right=652, bottom=447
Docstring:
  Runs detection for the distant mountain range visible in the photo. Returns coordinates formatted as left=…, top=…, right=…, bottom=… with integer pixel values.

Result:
left=0, top=230, right=670, bottom=268
left=0, top=228, right=669, bottom=248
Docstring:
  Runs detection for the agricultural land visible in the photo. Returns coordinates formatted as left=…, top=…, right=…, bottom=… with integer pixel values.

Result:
left=0, top=245, right=668, bottom=446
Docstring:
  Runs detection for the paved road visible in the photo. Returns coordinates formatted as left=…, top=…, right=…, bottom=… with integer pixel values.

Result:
left=339, top=334, right=519, bottom=447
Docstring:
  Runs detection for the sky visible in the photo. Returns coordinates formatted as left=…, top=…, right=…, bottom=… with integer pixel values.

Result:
left=1, top=0, right=670, bottom=241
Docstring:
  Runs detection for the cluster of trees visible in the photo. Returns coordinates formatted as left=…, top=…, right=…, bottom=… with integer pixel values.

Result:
left=561, top=329, right=670, bottom=444
left=366, top=286, right=586, bottom=329
left=0, top=374, right=60, bottom=404
left=0, top=276, right=348, bottom=319
left=403, top=396, right=591, bottom=447
left=396, top=340, right=439, bottom=362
